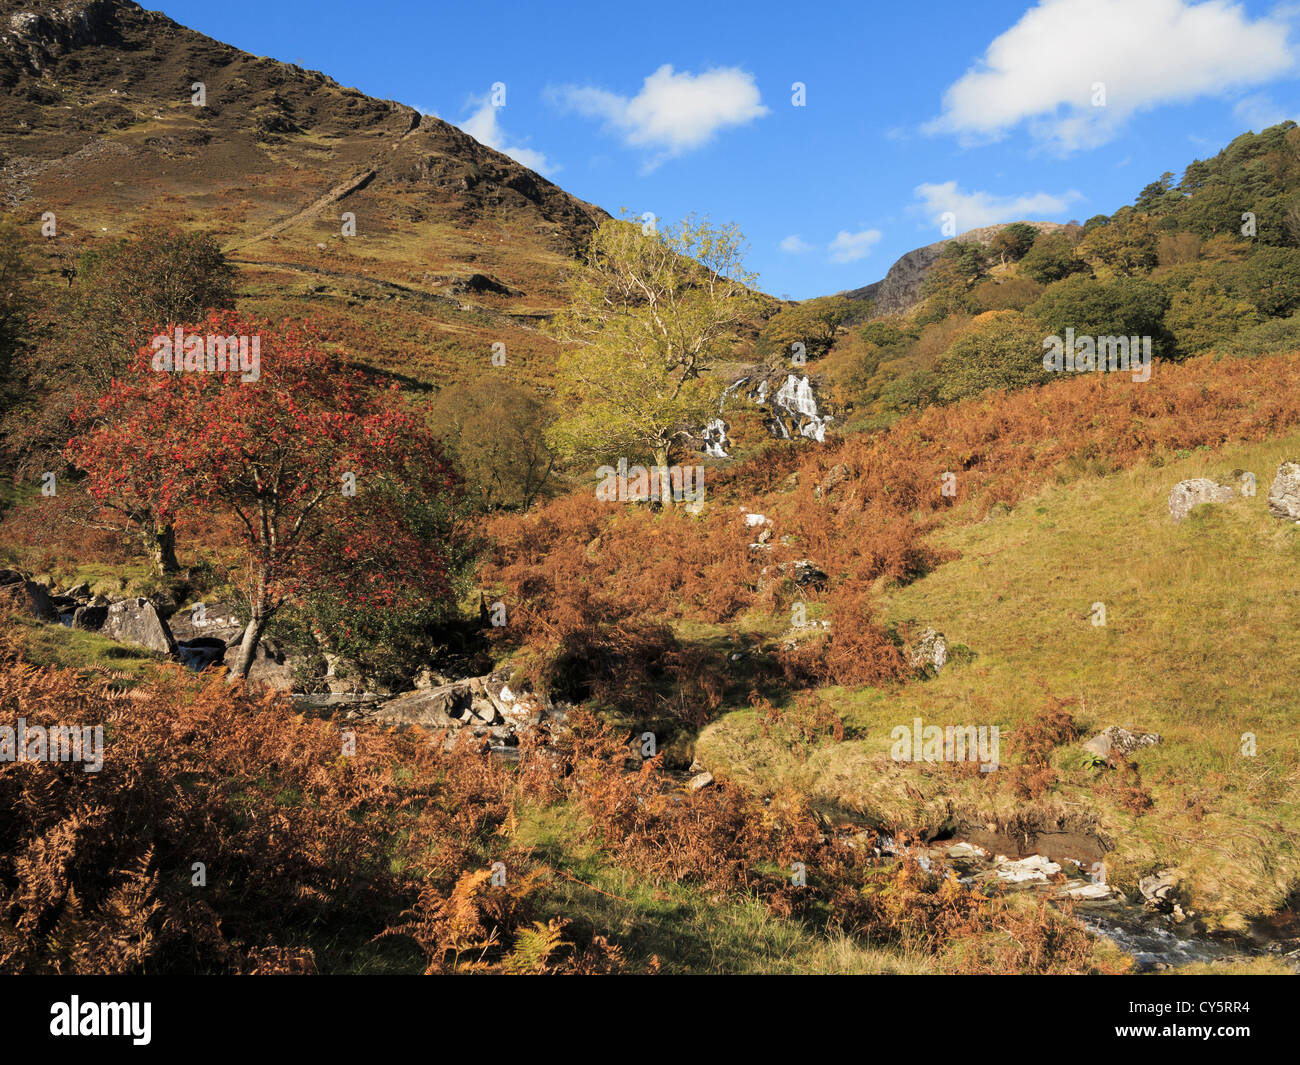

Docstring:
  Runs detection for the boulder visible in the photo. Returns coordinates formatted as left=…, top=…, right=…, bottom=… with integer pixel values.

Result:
left=0, top=578, right=56, bottom=621
left=223, top=637, right=294, bottom=690
left=815, top=463, right=851, bottom=499
left=0, top=568, right=23, bottom=586
left=782, top=559, right=828, bottom=589
left=996, top=854, right=1061, bottom=883
left=64, top=582, right=91, bottom=600
left=1082, top=726, right=1161, bottom=759
left=71, top=603, right=108, bottom=631
left=1139, top=869, right=1181, bottom=911
left=365, top=683, right=471, bottom=729
left=1066, top=882, right=1113, bottom=900
left=1267, top=461, right=1300, bottom=523
left=168, top=600, right=243, bottom=641
left=908, top=628, right=948, bottom=674
left=100, top=597, right=177, bottom=654
left=1168, top=478, right=1234, bottom=521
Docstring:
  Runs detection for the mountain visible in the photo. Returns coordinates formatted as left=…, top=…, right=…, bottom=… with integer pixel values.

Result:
left=0, top=0, right=607, bottom=390
left=841, top=221, right=1072, bottom=315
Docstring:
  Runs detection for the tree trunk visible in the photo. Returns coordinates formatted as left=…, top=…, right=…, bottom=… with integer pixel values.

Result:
left=145, top=521, right=180, bottom=575
left=653, top=447, right=673, bottom=508
left=227, top=564, right=269, bottom=682
left=228, top=611, right=268, bottom=682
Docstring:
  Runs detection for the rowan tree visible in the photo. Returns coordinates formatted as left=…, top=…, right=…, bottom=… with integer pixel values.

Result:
left=65, top=313, right=460, bottom=680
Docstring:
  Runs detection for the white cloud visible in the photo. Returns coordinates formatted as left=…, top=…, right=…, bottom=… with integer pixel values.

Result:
left=926, top=0, right=1296, bottom=151
left=552, top=64, right=768, bottom=165
left=456, top=98, right=557, bottom=175
left=828, top=229, right=883, bottom=263
left=1233, top=93, right=1294, bottom=131
left=780, top=234, right=814, bottom=254
left=913, top=181, right=1083, bottom=231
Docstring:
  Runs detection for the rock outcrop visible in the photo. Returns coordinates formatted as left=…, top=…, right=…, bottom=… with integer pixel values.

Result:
left=1267, top=460, right=1300, bottom=522
left=1168, top=478, right=1235, bottom=521
left=1082, top=726, right=1162, bottom=759
left=841, top=221, right=1072, bottom=315
left=0, top=572, right=56, bottom=620
left=907, top=628, right=948, bottom=674
left=100, top=597, right=178, bottom=654
left=353, top=668, right=560, bottom=747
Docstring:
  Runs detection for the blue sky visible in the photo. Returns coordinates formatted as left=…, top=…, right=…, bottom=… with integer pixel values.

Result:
left=157, top=0, right=1300, bottom=299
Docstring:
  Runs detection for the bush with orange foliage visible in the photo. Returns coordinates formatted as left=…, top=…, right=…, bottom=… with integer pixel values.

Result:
left=0, top=624, right=578, bottom=974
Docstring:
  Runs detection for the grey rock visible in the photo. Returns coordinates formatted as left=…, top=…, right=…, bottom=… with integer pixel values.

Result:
left=0, top=578, right=56, bottom=621
left=1139, top=870, right=1181, bottom=908
left=908, top=628, right=948, bottom=674
left=71, top=603, right=108, bottom=631
left=223, top=637, right=294, bottom=689
left=1266, top=461, right=1300, bottom=523
left=782, top=559, right=829, bottom=589
left=688, top=771, right=715, bottom=791
left=101, top=598, right=177, bottom=654
left=1082, top=726, right=1162, bottom=759
left=1168, top=478, right=1235, bottom=521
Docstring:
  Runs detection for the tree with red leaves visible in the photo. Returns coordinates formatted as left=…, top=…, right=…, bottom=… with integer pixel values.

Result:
left=66, top=312, right=461, bottom=680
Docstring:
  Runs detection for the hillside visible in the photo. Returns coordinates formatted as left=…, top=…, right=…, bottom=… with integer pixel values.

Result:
left=841, top=220, right=1071, bottom=315
left=0, top=0, right=607, bottom=390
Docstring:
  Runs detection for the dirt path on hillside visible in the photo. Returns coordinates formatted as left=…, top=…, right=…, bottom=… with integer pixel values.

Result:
left=226, top=108, right=423, bottom=253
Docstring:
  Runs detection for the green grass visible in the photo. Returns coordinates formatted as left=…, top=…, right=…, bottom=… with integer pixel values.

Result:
left=509, top=802, right=933, bottom=974
left=697, top=432, right=1300, bottom=922
left=9, top=615, right=162, bottom=683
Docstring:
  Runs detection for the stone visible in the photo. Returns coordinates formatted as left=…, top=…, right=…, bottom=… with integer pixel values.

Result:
left=363, top=682, right=469, bottom=729
left=1082, top=726, right=1161, bottom=759
left=0, top=568, right=23, bottom=586
left=783, top=559, right=828, bottom=589
left=688, top=771, right=715, bottom=791
left=71, top=603, right=108, bottom=631
left=167, top=600, right=243, bottom=641
left=1168, top=478, right=1234, bottom=521
left=1066, top=882, right=1113, bottom=900
left=1266, top=461, right=1300, bottom=523
left=946, top=842, right=988, bottom=861
left=100, top=597, right=178, bottom=654
left=996, top=855, right=1061, bottom=883
left=1139, top=870, right=1181, bottom=910
left=64, top=582, right=91, bottom=600
left=815, top=463, right=851, bottom=499
left=223, top=637, right=295, bottom=690
left=0, top=578, right=56, bottom=621
left=908, top=628, right=948, bottom=674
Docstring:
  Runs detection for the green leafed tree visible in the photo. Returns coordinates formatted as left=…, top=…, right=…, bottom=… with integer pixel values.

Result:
left=936, top=310, right=1051, bottom=402
left=758, top=295, right=857, bottom=364
left=545, top=213, right=763, bottom=488
left=429, top=379, right=555, bottom=511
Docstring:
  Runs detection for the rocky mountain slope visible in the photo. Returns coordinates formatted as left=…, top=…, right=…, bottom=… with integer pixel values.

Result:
left=842, top=221, right=1071, bottom=315
left=0, top=0, right=608, bottom=390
